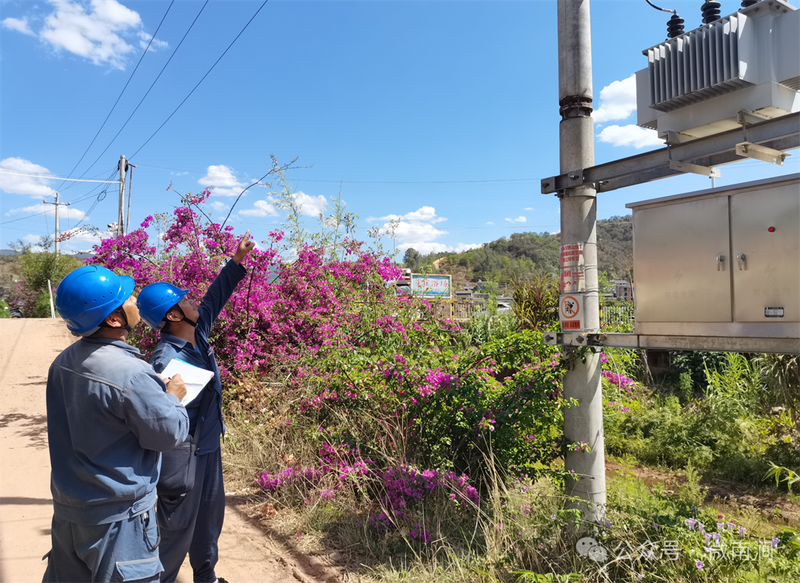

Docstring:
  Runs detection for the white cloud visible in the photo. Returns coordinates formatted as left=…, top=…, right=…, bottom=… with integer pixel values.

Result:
left=239, top=200, right=278, bottom=217
left=505, top=216, right=527, bottom=223
left=198, top=164, right=247, bottom=197
left=138, top=30, right=167, bottom=51
left=40, top=0, right=142, bottom=69
left=20, top=227, right=110, bottom=253
left=368, top=206, right=481, bottom=256
left=593, top=75, right=637, bottom=123
left=370, top=206, right=446, bottom=224
left=294, top=191, right=328, bottom=217
left=3, top=17, right=35, bottom=36
left=5, top=203, right=87, bottom=220
left=208, top=201, right=230, bottom=213
left=524, top=207, right=534, bottom=211
left=393, top=221, right=448, bottom=245
left=199, top=164, right=245, bottom=188
left=486, top=221, right=494, bottom=225
left=370, top=205, right=449, bottom=255
left=598, top=125, right=664, bottom=149
left=0, top=158, right=57, bottom=198
left=209, top=187, right=246, bottom=198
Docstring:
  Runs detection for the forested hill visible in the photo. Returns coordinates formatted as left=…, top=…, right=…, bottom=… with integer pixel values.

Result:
left=405, top=215, right=632, bottom=286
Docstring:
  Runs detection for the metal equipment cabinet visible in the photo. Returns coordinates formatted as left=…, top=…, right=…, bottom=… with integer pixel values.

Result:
left=627, top=174, right=799, bottom=340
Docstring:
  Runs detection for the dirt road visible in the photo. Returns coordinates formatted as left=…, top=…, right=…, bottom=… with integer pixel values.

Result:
left=0, top=319, right=335, bottom=583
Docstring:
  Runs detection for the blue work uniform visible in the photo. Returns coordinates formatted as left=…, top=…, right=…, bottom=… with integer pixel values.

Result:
left=150, top=259, right=246, bottom=583
left=43, top=337, right=189, bottom=583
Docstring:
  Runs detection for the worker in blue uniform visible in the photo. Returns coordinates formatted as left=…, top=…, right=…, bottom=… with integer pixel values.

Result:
left=137, top=230, right=254, bottom=583
left=43, top=265, right=190, bottom=583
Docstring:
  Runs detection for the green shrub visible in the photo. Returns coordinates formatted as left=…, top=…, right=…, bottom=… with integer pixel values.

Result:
left=755, top=353, right=799, bottom=411
left=678, top=372, right=693, bottom=403
left=466, top=312, right=520, bottom=345
left=605, top=353, right=800, bottom=488
left=511, top=273, right=558, bottom=332
left=9, top=251, right=81, bottom=317
left=671, top=351, right=727, bottom=392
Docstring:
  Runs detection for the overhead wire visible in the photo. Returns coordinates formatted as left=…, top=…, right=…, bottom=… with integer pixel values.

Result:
left=0, top=169, right=118, bottom=226
left=79, top=0, right=210, bottom=179
left=129, top=0, right=271, bottom=162
left=55, top=1, right=175, bottom=192
left=134, top=163, right=543, bottom=185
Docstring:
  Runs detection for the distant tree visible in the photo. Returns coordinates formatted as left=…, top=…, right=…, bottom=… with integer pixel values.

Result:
left=403, top=247, right=422, bottom=270
left=9, top=250, right=81, bottom=317
left=597, top=215, right=633, bottom=277
left=407, top=216, right=631, bottom=286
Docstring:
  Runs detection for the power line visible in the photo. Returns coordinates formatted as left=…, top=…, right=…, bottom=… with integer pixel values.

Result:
left=78, top=1, right=210, bottom=179
left=1, top=208, right=54, bottom=226
left=134, top=163, right=542, bottom=185
left=129, top=0, right=270, bottom=161
left=0, top=171, right=118, bottom=184
left=290, top=177, right=540, bottom=185
left=0, top=170, right=117, bottom=226
left=54, top=1, right=175, bottom=192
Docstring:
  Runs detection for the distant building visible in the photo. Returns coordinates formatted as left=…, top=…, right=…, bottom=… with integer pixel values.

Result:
left=611, top=279, right=634, bottom=302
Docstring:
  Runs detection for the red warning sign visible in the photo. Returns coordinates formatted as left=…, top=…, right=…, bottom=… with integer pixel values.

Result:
left=560, top=295, right=580, bottom=319
left=559, top=294, right=583, bottom=331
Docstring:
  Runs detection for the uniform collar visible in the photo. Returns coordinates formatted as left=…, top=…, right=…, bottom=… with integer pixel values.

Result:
left=81, top=336, right=142, bottom=355
left=159, top=332, right=192, bottom=349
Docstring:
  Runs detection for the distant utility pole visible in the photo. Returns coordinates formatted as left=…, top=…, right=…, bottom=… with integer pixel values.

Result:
left=557, top=0, right=606, bottom=522
left=117, top=155, right=128, bottom=237
left=43, top=192, right=70, bottom=255
left=125, top=162, right=136, bottom=234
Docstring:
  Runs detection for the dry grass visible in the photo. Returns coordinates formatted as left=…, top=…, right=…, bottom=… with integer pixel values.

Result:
left=220, top=386, right=800, bottom=583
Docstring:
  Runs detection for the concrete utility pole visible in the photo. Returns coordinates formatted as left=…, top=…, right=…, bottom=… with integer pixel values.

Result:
left=557, top=0, right=606, bottom=522
left=43, top=192, right=70, bottom=255
left=117, top=155, right=127, bottom=237
left=125, top=162, right=136, bottom=235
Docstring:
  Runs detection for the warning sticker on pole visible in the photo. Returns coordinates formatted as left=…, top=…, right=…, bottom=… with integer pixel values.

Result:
left=560, top=268, right=586, bottom=293
left=559, top=243, right=584, bottom=268
left=559, top=294, right=583, bottom=331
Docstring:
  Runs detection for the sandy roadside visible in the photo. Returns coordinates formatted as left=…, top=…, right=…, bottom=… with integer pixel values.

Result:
left=0, top=319, right=335, bottom=583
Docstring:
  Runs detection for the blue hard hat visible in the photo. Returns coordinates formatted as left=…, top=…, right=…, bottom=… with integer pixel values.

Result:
left=137, top=282, right=188, bottom=329
left=55, top=265, right=135, bottom=335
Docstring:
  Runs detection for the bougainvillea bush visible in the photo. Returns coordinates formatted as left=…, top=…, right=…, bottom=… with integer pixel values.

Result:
left=88, top=191, right=570, bottom=483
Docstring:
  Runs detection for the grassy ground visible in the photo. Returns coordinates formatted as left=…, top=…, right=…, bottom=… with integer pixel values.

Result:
left=221, top=411, right=800, bottom=583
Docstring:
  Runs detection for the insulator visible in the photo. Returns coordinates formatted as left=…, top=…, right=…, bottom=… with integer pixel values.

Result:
left=741, top=0, right=758, bottom=6
left=667, top=14, right=685, bottom=38
left=701, top=1, right=722, bottom=24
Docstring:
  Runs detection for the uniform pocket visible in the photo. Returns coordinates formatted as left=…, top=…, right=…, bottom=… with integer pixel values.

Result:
left=156, top=493, right=193, bottom=531
left=113, top=556, right=163, bottom=582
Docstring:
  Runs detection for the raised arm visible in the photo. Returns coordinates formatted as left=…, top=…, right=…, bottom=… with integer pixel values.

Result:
left=195, top=231, right=253, bottom=337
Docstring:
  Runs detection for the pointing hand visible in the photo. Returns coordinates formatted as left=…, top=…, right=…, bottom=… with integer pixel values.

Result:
left=233, top=230, right=255, bottom=264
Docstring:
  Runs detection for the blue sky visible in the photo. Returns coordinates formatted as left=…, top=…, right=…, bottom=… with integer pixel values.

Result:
left=1, top=0, right=797, bottom=257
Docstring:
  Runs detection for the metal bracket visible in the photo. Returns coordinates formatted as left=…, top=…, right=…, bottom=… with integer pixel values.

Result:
left=665, top=130, right=695, bottom=145
left=543, top=332, right=800, bottom=354
left=737, top=109, right=770, bottom=126
left=668, top=159, right=721, bottom=178
left=541, top=169, right=585, bottom=194
left=735, top=141, right=789, bottom=166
